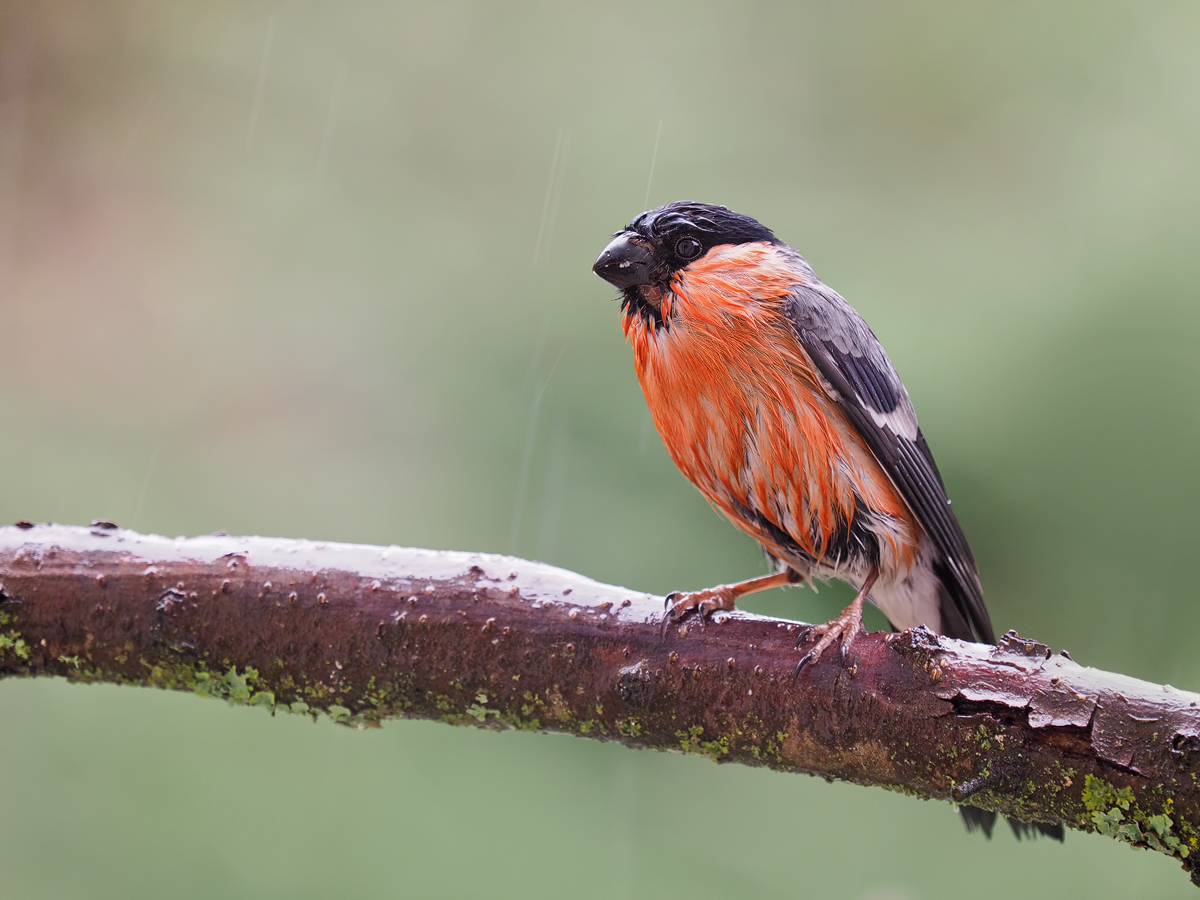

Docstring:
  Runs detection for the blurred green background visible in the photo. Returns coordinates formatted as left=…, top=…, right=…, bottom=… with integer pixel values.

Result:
left=2, top=1, right=1199, bottom=896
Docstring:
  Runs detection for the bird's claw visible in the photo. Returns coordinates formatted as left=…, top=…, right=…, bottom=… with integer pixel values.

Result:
left=660, top=586, right=737, bottom=640
left=660, top=598, right=680, bottom=639
left=791, top=606, right=864, bottom=681
left=791, top=650, right=816, bottom=682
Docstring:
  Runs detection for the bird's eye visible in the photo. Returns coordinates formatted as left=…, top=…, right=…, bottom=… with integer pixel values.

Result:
left=675, top=237, right=702, bottom=260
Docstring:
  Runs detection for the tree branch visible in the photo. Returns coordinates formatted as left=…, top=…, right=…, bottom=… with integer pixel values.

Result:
left=1, top=523, right=1198, bottom=884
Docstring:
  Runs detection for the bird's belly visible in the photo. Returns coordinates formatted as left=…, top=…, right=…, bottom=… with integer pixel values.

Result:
left=635, top=322, right=922, bottom=585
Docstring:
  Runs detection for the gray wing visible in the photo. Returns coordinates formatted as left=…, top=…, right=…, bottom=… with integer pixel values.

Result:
left=782, top=280, right=994, bottom=645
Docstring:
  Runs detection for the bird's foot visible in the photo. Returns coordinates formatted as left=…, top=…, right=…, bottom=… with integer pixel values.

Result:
left=793, top=567, right=878, bottom=677
left=661, top=586, right=737, bottom=637
left=793, top=603, right=864, bottom=674
left=660, top=570, right=804, bottom=640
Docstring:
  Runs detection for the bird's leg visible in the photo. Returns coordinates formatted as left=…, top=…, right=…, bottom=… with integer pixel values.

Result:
left=793, top=566, right=879, bottom=675
left=662, top=569, right=803, bottom=637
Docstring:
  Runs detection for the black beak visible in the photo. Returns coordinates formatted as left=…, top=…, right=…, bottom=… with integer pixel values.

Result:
left=592, top=233, right=653, bottom=289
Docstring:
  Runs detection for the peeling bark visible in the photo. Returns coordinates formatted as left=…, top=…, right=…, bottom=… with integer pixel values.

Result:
left=1, top=523, right=1198, bottom=885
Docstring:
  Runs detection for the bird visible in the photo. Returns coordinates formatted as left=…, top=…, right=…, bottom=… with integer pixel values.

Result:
left=592, top=200, right=1062, bottom=841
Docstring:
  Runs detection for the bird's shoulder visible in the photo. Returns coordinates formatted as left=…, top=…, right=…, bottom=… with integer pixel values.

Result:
left=779, top=269, right=920, bottom=443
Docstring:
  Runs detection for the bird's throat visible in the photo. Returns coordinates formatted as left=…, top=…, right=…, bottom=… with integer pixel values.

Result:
left=637, top=284, right=664, bottom=310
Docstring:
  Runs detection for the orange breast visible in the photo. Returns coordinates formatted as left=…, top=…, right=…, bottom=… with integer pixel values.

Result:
left=623, top=243, right=919, bottom=573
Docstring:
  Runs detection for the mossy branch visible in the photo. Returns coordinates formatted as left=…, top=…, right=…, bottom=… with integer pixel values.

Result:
left=2, top=523, right=1199, bottom=886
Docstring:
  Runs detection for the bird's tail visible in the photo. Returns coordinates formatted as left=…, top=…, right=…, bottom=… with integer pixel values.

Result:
left=960, top=807, right=1064, bottom=841
left=936, top=581, right=1065, bottom=842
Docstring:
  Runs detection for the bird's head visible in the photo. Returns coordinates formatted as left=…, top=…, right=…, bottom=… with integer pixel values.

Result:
left=592, top=201, right=779, bottom=327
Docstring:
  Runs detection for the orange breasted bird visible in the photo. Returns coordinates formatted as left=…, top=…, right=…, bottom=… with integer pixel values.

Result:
left=593, top=201, right=1061, bottom=840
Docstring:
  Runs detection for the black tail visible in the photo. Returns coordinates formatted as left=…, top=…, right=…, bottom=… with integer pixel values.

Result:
left=935, top=561, right=994, bottom=645
left=937, top=583, right=1064, bottom=842
left=960, top=807, right=1064, bottom=841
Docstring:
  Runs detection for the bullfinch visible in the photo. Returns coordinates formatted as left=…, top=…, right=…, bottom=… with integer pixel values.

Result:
left=593, top=200, right=1061, bottom=840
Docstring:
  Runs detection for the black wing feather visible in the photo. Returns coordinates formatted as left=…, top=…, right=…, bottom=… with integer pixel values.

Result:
left=782, top=280, right=994, bottom=645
